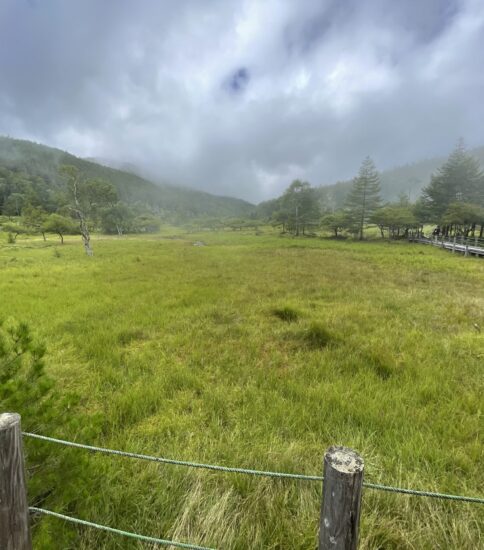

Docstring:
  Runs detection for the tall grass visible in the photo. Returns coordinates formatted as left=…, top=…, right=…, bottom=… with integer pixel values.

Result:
left=1, top=230, right=483, bottom=548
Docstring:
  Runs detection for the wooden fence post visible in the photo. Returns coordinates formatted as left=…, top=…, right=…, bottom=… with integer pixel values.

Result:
left=0, top=413, right=32, bottom=550
left=319, top=446, right=364, bottom=550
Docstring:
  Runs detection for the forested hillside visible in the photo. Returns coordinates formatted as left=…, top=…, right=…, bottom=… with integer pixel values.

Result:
left=0, top=137, right=254, bottom=220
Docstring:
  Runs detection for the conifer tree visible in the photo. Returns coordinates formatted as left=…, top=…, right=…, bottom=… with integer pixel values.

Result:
left=422, top=141, right=484, bottom=221
left=345, top=156, right=382, bottom=240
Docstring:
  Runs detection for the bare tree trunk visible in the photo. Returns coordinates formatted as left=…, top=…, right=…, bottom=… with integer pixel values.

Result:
left=79, top=216, right=93, bottom=255
left=71, top=177, right=94, bottom=256
left=359, top=187, right=367, bottom=241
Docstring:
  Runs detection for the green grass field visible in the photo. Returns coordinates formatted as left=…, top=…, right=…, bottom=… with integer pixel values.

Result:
left=1, top=230, right=483, bottom=549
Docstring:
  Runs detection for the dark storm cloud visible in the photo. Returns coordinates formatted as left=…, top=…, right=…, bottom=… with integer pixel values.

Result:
left=0, top=0, right=483, bottom=201
left=226, top=68, right=250, bottom=94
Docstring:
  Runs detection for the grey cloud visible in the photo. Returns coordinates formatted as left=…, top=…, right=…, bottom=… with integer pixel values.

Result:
left=0, top=0, right=483, bottom=202
left=225, top=68, right=250, bottom=94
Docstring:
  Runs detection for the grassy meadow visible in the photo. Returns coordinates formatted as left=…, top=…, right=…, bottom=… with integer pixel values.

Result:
left=1, top=229, right=483, bottom=549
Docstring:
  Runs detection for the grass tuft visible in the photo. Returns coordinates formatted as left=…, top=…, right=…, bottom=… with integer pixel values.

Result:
left=117, top=329, right=147, bottom=345
left=303, top=321, right=334, bottom=348
left=272, top=305, right=301, bottom=322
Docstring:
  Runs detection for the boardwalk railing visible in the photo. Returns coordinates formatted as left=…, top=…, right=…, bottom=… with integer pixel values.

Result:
left=410, top=234, right=484, bottom=257
left=1, top=413, right=483, bottom=549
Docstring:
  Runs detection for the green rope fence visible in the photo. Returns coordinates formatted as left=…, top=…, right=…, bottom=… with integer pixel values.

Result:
left=23, top=432, right=322, bottom=480
left=362, top=482, right=484, bottom=504
left=29, top=507, right=215, bottom=550
left=23, top=432, right=484, bottom=503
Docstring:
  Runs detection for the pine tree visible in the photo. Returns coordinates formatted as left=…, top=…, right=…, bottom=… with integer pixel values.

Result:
left=345, top=157, right=382, bottom=240
left=422, top=141, right=484, bottom=221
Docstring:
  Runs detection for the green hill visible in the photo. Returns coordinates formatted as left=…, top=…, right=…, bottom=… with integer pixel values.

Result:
left=317, top=145, right=484, bottom=209
left=0, top=137, right=254, bottom=220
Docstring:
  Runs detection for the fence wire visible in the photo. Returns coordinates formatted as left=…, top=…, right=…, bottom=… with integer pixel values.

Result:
left=29, top=507, right=215, bottom=549
left=23, top=432, right=484, bottom=503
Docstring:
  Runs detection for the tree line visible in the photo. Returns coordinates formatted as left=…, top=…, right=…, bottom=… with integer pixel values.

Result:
left=0, top=165, right=162, bottom=252
left=263, top=141, right=484, bottom=240
left=2, top=142, right=484, bottom=253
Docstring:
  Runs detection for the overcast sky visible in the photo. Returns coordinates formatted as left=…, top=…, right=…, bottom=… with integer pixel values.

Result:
left=1, top=0, right=483, bottom=202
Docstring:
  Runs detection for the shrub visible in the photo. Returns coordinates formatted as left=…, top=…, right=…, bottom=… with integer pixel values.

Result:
left=0, top=320, right=99, bottom=547
left=0, top=319, right=51, bottom=412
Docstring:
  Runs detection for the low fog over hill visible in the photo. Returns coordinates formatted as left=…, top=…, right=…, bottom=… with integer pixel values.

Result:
left=0, top=137, right=254, bottom=220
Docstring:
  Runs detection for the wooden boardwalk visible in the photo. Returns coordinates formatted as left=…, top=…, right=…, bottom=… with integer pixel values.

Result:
left=410, top=236, right=484, bottom=257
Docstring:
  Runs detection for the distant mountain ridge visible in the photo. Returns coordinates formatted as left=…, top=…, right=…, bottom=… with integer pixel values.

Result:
left=3, top=136, right=483, bottom=219
left=317, top=145, right=484, bottom=208
left=0, top=137, right=254, bottom=219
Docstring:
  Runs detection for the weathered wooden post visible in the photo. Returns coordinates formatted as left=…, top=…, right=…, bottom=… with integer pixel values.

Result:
left=0, top=413, right=32, bottom=550
left=465, top=244, right=469, bottom=257
left=452, top=235, right=456, bottom=253
left=319, top=446, right=364, bottom=550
